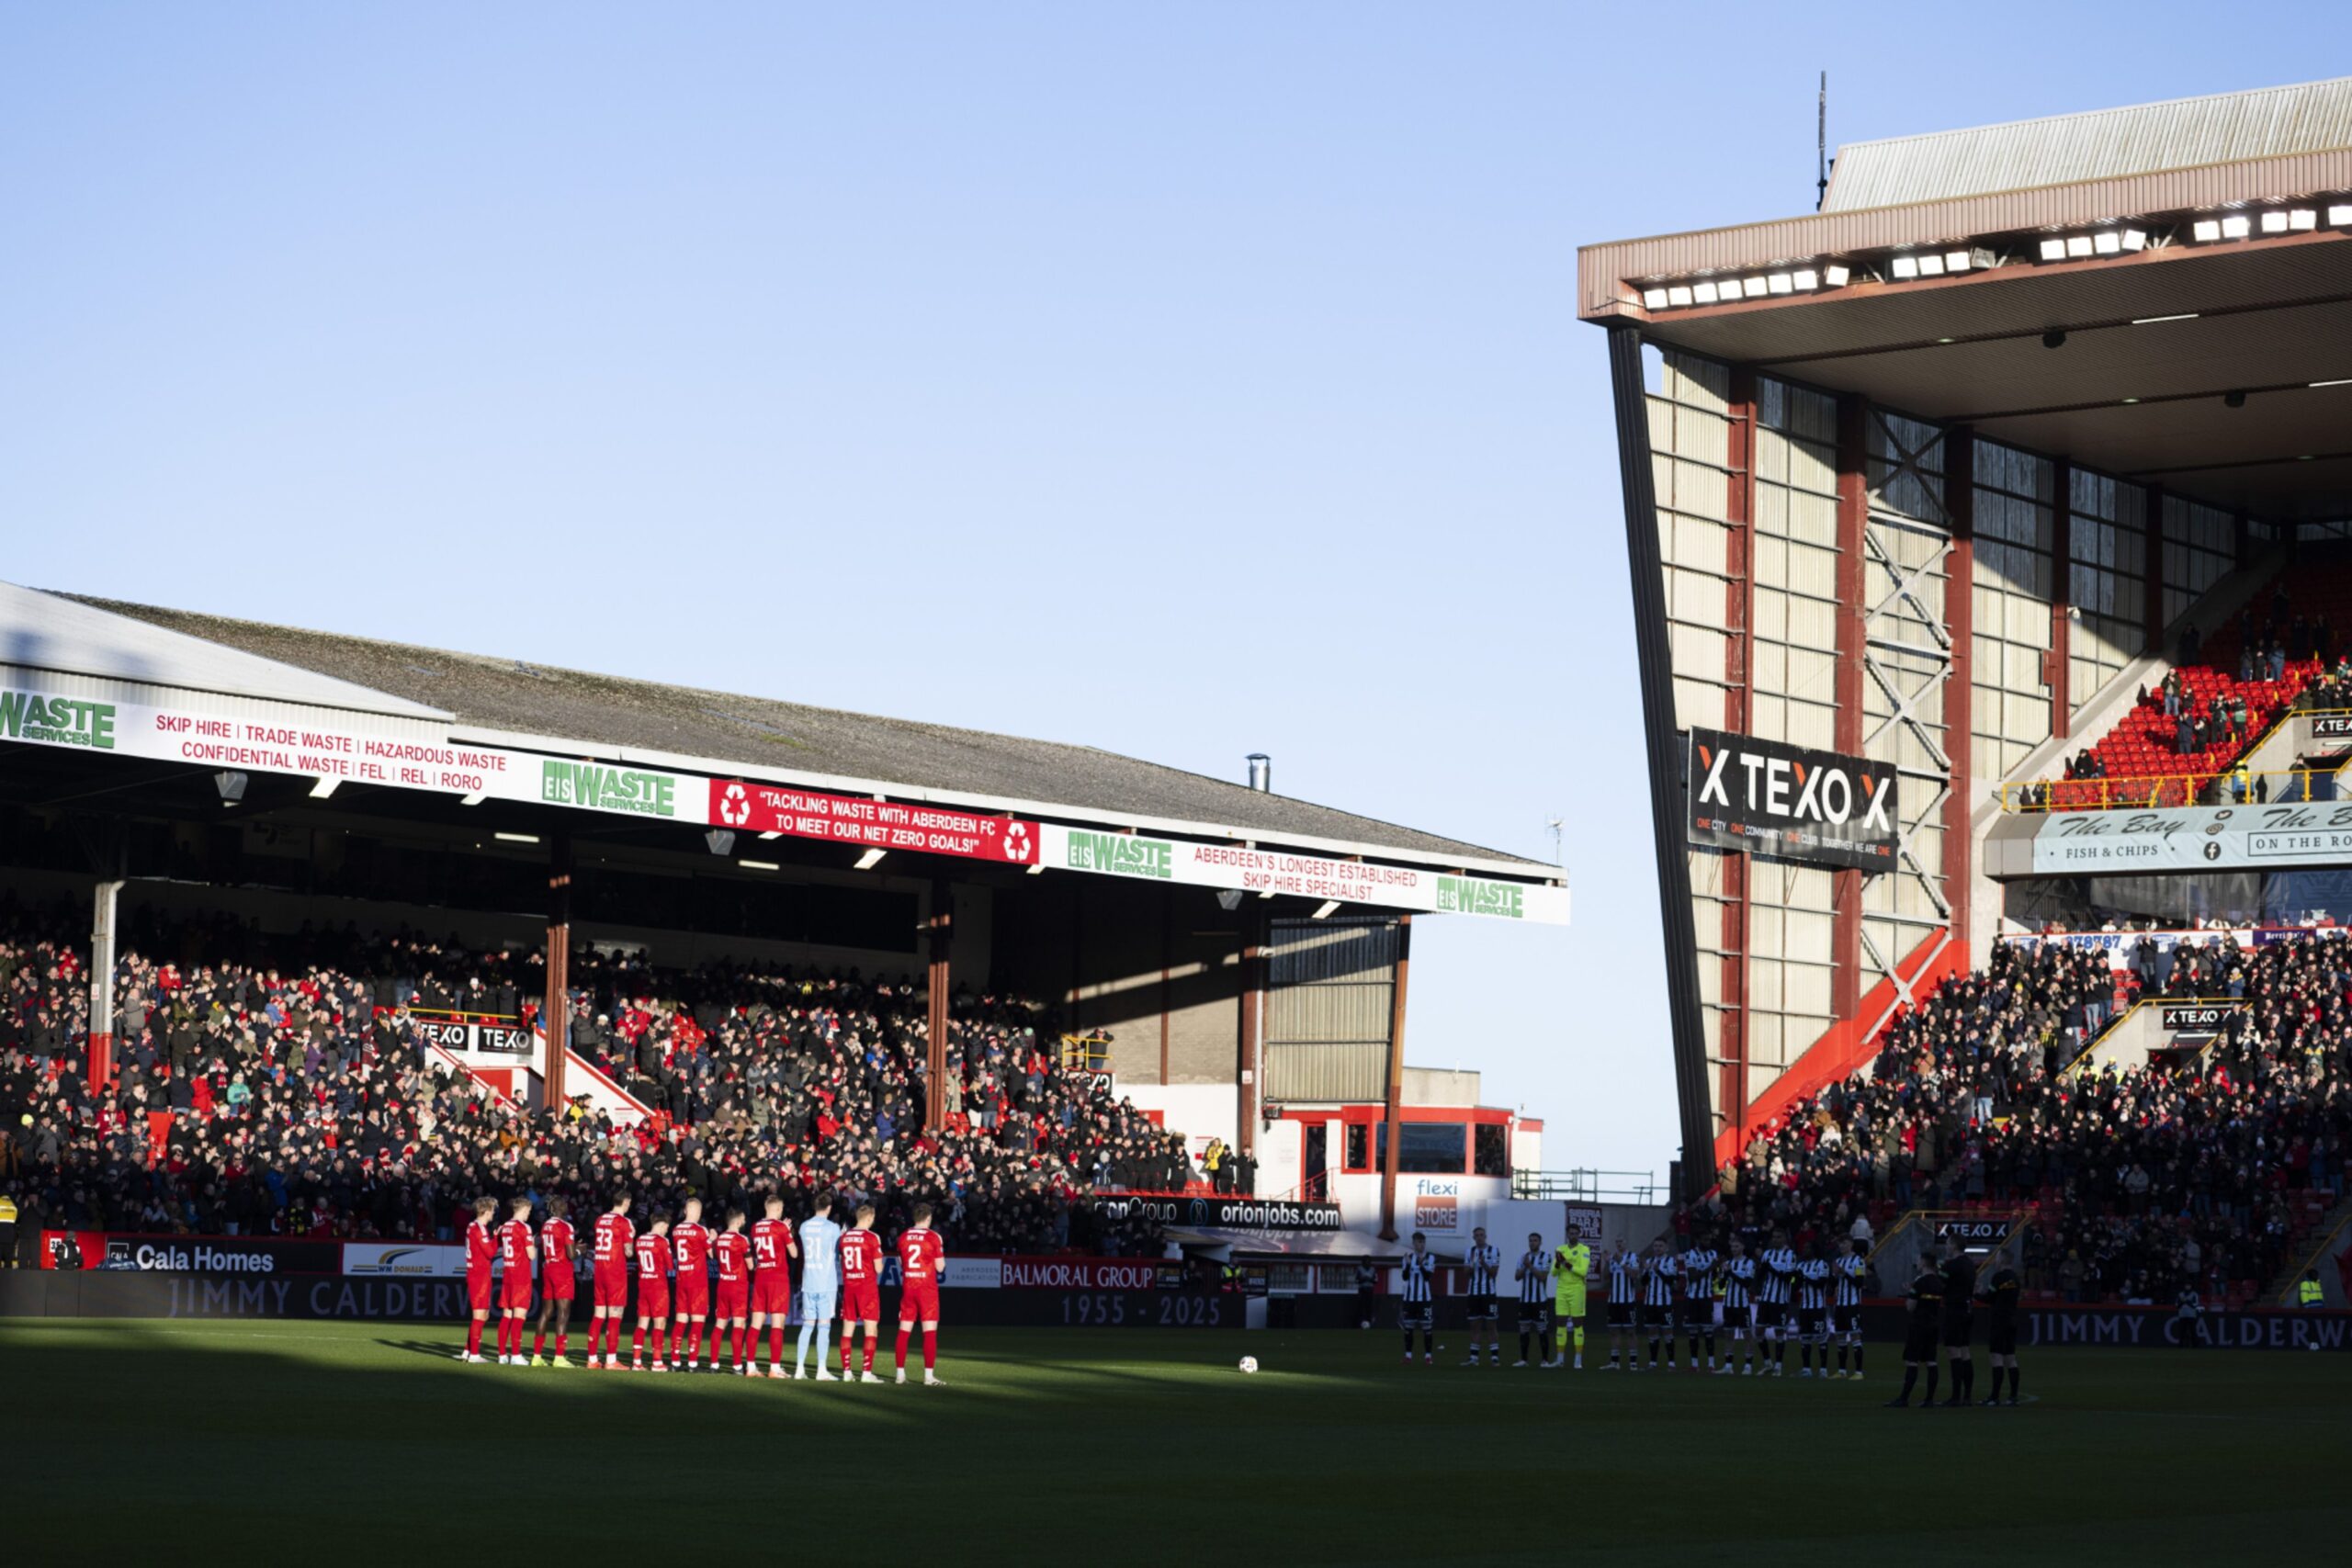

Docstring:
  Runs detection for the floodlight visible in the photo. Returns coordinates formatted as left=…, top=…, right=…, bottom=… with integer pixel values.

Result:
left=1311, top=900, right=1341, bottom=919
left=310, top=778, right=340, bottom=799
left=854, top=847, right=886, bottom=870
left=2119, top=230, right=2146, bottom=251
left=1821, top=264, right=1850, bottom=287
left=1768, top=273, right=1793, bottom=294
left=2222, top=215, right=2252, bottom=239
left=705, top=829, right=736, bottom=856
left=1642, top=288, right=1668, bottom=310
left=2092, top=230, right=2121, bottom=254
left=1792, top=269, right=1819, bottom=290
left=2290, top=209, right=2317, bottom=231
left=214, top=770, right=248, bottom=805
left=495, top=832, right=540, bottom=845
left=2039, top=238, right=2068, bottom=261
left=1943, top=250, right=1973, bottom=272
left=2330, top=205, right=2352, bottom=226
left=2259, top=210, right=2289, bottom=234
left=2191, top=220, right=2222, bottom=243
left=1917, top=254, right=1946, bottom=276
left=1692, top=280, right=1720, bottom=304
left=1740, top=276, right=1768, bottom=298
left=739, top=859, right=779, bottom=871
left=1890, top=254, right=1920, bottom=279
left=1668, top=285, right=1692, bottom=307
left=2065, top=235, right=2094, bottom=257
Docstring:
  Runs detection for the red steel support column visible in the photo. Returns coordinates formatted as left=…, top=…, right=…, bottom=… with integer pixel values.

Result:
left=1377, top=915, right=1412, bottom=1242
left=1237, top=911, right=1263, bottom=1162
left=2051, top=460, right=2074, bottom=741
left=542, top=834, right=571, bottom=1111
left=925, top=880, right=953, bottom=1131
left=1831, top=396, right=1867, bottom=1025
left=1943, top=430, right=1976, bottom=957
left=87, top=877, right=124, bottom=1092
left=1720, top=368, right=1758, bottom=1145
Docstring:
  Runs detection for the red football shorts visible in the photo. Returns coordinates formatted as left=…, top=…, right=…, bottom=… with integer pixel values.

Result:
left=899, top=1281, right=940, bottom=1323
left=467, top=1269, right=493, bottom=1313
left=752, top=1273, right=793, bottom=1315
left=842, top=1282, right=880, bottom=1323
left=636, top=1280, right=670, bottom=1318
left=542, top=1266, right=575, bottom=1303
left=594, top=1265, right=630, bottom=1308
left=674, top=1277, right=709, bottom=1317
left=715, top=1279, right=749, bottom=1318
left=500, top=1269, right=535, bottom=1310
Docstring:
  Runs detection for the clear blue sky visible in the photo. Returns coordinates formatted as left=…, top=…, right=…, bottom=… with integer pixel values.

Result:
left=5, top=6, right=2346, bottom=1176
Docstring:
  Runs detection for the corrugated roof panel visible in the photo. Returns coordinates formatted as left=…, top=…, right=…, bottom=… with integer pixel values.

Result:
left=1824, top=77, right=2352, bottom=212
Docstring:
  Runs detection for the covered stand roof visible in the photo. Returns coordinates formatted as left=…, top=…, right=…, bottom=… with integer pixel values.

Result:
left=12, top=585, right=1544, bottom=875
left=1577, top=78, right=2352, bottom=523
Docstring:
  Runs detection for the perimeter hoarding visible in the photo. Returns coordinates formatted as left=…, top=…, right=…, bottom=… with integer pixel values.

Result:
left=1684, top=727, right=1897, bottom=871
left=2022, top=802, right=2352, bottom=874
left=1039, top=826, right=1568, bottom=924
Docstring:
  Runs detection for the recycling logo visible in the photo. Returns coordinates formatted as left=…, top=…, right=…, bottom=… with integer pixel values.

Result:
left=718, top=782, right=752, bottom=828
left=1002, top=820, right=1033, bottom=863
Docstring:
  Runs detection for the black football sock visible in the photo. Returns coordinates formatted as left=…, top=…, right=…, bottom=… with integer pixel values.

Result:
left=1838, top=1344, right=1849, bottom=1372
left=1800, top=1342, right=1811, bottom=1371
left=1895, top=1365, right=1918, bottom=1402
left=1517, top=1330, right=1529, bottom=1360
left=1923, top=1365, right=1939, bottom=1403
left=1421, top=1330, right=1434, bottom=1356
left=1648, top=1336, right=1660, bottom=1366
left=1403, top=1330, right=1413, bottom=1356
left=2007, top=1366, right=2019, bottom=1400
left=1704, top=1332, right=1717, bottom=1362
left=1854, top=1343, right=1864, bottom=1374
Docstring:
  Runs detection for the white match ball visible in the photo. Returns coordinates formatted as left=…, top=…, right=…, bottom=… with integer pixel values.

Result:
left=1238, top=1356, right=1260, bottom=1374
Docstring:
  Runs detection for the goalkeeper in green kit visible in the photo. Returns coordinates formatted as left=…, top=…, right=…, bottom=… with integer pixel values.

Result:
left=1551, top=1224, right=1592, bottom=1370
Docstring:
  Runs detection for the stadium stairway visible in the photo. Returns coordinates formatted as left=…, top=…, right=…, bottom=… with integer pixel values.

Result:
left=2263, top=1192, right=2352, bottom=1306
left=2042, top=563, right=2352, bottom=810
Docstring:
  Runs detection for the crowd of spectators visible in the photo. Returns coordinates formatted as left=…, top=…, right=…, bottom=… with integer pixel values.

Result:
left=1690, top=932, right=2351, bottom=1307
left=0, top=899, right=1199, bottom=1263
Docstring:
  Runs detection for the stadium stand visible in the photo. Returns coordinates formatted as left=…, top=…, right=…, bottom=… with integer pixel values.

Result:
left=2044, top=570, right=2352, bottom=808
left=1688, top=932, right=2351, bottom=1309
left=0, top=899, right=1193, bottom=1259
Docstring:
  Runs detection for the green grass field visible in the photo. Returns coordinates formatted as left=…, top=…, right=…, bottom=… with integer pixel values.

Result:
left=2, top=1320, right=2348, bottom=1564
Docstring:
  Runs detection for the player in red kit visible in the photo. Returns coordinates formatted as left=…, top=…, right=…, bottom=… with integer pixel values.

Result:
left=496, top=1197, right=537, bottom=1364
left=630, top=1214, right=673, bottom=1371
left=670, top=1197, right=712, bottom=1370
left=457, top=1195, right=498, bottom=1363
left=750, top=1192, right=799, bottom=1379
left=839, top=1203, right=885, bottom=1383
left=712, top=1209, right=752, bottom=1373
left=894, top=1201, right=946, bottom=1386
left=589, top=1194, right=635, bottom=1369
left=529, top=1195, right=576, bottom=1368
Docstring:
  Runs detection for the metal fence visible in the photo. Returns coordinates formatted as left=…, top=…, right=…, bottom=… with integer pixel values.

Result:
left=1510, top=1168, right=1672, bottom=1204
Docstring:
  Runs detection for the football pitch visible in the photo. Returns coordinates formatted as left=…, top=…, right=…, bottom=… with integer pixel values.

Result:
left=2, top=1321, right=2348, bottom=1564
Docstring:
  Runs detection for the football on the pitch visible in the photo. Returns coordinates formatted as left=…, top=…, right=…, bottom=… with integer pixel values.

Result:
left=1237, top=1356, right=1259, bottom=1374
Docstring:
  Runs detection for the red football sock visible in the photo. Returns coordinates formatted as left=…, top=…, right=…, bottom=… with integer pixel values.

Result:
left=632, top=1324, right=645, bottom=1359
left=863, top=1337, right=875, bottom=1372
left=769, top=1325, right=784, bottom=1365
left=842, top=1329, right=854, bottom=1371
left=532, top=1329, right=547, bottom=1359
left=467, top=1319, right=483, bottom=1356
left=894, top=1326, right=910, bottom=1371
left=922, top=1327, right=936, bottom=1371
left=731, top=1325, right=745, bottom=1365
left=556, top=1331, right=568, bottom=1357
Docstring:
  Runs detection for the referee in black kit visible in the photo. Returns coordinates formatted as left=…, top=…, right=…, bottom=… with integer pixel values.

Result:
left=1938, top=1238, right=1980, bottom=1406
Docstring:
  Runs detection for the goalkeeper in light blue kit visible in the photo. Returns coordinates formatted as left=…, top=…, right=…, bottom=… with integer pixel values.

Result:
left=797, top=1199, right=845, bottom=1380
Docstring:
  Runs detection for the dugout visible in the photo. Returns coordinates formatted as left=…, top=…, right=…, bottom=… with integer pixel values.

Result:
left=1579, top=76, right=2352, bottom=1193
left=0, top=581, right=1566, bottom=1239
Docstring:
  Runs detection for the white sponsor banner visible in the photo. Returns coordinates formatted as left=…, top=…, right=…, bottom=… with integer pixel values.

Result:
left=2028, top=803, right=2352, bottom=874
left=1038, top=825, right=1568, bottom=924
left=939, top=1257, right=1004, bottom=1291
left=342, top=1242, right=469, bottom=1278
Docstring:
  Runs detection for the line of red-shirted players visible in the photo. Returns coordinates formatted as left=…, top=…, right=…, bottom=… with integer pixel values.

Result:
left=457, top=1189, right=949, bottom=1387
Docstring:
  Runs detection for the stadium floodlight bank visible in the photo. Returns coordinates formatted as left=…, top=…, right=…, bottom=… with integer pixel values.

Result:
left=1579, top=76, right=2352, bottom=1195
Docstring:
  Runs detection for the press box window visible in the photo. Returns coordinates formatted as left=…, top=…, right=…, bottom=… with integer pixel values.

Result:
left=1473, top=1124, right=1509, bottom=1178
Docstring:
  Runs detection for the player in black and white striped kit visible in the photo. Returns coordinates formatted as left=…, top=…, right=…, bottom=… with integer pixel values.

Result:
left=1831, top=1235, right=1868, bottom=1381
left=1460, top=1226, right=1503, bottom=1367
left=1398, top=1231, right=1438, bottom=1366
left=1716, top=1235, right=1758, bottom=1376
left=1757, top=1230, right=1798, bottom=1378
left=1512, top=1231, right=1553, bottom=1369
left=1679, top=1238, right=1719, bottom=1371
left=1601, top=1242, right=1640, bottom=1371
left=1640, top=1239, right=1679, bottom=1370
left=1794, top=1249, right=1832, bottom=1378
